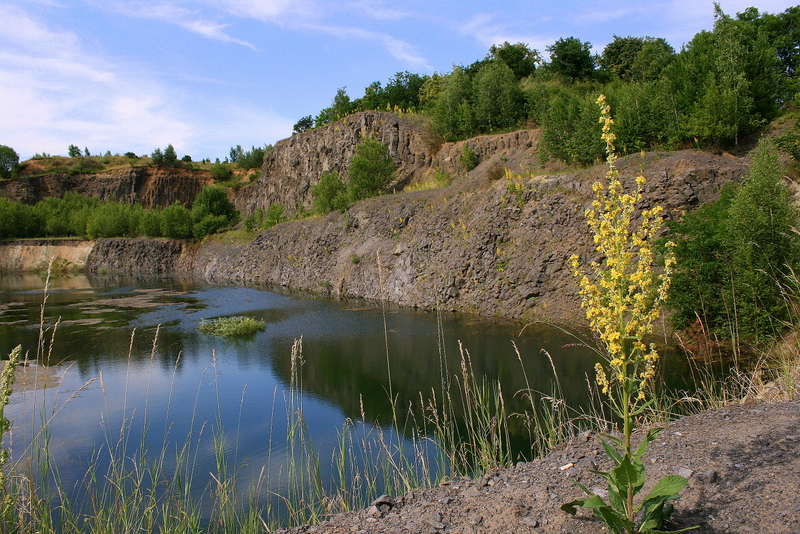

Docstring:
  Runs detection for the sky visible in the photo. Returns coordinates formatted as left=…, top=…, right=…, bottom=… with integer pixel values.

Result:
left=1, top=0, right=798, bottom=161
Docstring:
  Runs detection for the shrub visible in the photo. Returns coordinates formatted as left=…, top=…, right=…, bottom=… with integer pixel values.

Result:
left=209, top=161, right=234, bottom=182
left=191, top=186, right=239, bottom=239
left=347, top=137, right=396, bottom=201
left=313, top=171, right=349, bottom=213
left=160, top=202, right=194, bottom=239
left=138, top=209, right=163, bottom=237
left=86, top=202, right=141, bottom=239
left=459, top=144, right=479, bottom=171
left=668, top=139, right=800, bottom=342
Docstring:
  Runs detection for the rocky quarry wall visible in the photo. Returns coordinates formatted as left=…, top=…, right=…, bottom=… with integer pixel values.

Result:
left=0, top=166, right=212, bottom=208
left=1, top=112, right=749, bottom=322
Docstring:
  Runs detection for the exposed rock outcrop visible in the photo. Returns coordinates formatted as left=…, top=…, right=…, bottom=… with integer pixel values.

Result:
left=0, top=239, right=94, bottom=272
left=194, top=149, right=747, bottom=321
left=85, top=238, right=186, bottom=273
left=234, top=112, right=440, bottom=214
left=0, top=167, right=212, bottom=208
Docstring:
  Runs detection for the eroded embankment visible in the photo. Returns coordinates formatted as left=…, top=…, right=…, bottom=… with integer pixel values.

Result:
left=0, top=240, right=95, bottom=272
left=77, top=150, right=746, bottom=322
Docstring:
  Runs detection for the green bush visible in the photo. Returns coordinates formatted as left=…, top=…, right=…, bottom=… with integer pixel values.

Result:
left=668, top=140, right=800, bottom=342
left=86, top=202, right=141, bottom=239
left=191, top=186, right=239, bottom=239
left=210, top=161, right=234, bottom=182
left=459, top=144, right=479, bottom=171
left=160, top=202, right=194, bottom=239
left=138, top=209, right=163, bottom=237
left=312, top=171, right=349, bottom=213
left=244, top=203, right=286, bottom=231
left=347, top=137, right=396, bottom=201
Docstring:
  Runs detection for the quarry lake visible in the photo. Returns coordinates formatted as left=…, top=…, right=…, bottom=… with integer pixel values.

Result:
left=0, top=274, right=690, bottom=521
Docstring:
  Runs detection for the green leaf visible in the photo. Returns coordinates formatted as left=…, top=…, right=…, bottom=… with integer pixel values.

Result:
left=561, top=499, right=585, bottom=516
left=599, top=437, right=623, bottom=463
left=634, top=427, right=662, bottom=459
left=643, top=475, right=688, bottom=501
left=611, top=455, right=645, bottom=496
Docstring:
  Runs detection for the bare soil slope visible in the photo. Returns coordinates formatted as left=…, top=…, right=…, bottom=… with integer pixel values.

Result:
left=274, top=398, right=800, bottom=534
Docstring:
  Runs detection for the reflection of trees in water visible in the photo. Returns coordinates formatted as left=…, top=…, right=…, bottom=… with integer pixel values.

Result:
left=267, top=314, right=599, bottom=434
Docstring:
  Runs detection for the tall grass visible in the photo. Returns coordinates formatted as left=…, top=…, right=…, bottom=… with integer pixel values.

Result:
left=0, top=272, right=586, bottom=533
left=7, top=264, right=796, bottom=533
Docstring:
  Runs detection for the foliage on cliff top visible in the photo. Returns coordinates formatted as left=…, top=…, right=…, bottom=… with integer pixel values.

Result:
left=303, top=4, right=799, bottom=160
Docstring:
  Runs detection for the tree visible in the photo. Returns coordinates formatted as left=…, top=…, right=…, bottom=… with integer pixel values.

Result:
left=0, top=145, right=19, bottom=180
left=489, top=42, right=541, bottom=79
left=472, top=60, right=525, bottom=131
left=630, top=37, right=675, bottom=81
left=163, top=144, right=179, bottom=166
left=347, top=137, right=396, bottom=201
left=68, top=144, right=82, bottom=158
left=429, top=67, right=475, bottom=140
left=293, top=115, right=314, bottom=134
left=229, top=145, right=244, bottom=163
left=600, top=35, right=644, bottom=79
left=151, top=147, right=164, bottom=165
left=546, top=37, right=595, bottom=82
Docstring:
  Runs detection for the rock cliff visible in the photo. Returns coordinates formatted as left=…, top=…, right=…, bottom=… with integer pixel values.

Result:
left=0, top=112, right=749, bottom=322
left=0, top=166, right=212, bottom=208
left=193, top=150, right=746, bottom=321
left=234, top=112, right=440, bottom=214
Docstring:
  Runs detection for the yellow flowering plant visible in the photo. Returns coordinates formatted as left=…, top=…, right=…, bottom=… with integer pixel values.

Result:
left=561, top=96, right=693, bottom=534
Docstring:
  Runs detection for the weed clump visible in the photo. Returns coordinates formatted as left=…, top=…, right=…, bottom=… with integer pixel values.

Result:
left=198, top=316, right=266, bottom=337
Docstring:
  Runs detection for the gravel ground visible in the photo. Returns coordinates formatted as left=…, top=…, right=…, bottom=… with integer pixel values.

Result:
left=273, top=398, right=800, bottom=534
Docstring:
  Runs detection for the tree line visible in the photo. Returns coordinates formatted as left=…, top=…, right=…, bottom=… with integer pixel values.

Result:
left=0, top=187, right=239, bottom=241
left=294, top=4, right=799, bottom=164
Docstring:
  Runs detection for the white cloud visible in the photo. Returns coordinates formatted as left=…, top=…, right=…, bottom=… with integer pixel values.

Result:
left=0, top=5, right=194, bottom=158
left=458, top=13, right=552, bottom=55
left=105, top=1, right=257, bottom=49
left=347, top=0, right=414, bottom=21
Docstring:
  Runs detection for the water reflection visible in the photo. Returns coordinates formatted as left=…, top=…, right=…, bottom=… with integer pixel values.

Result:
left=0, top=273, right=688, bottom=520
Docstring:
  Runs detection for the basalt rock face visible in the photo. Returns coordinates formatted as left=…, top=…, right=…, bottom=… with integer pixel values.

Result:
left=0, top=167, right=211, bottom=208
left=234, top=112, right=439, bottom=214
left=195, top=149, right=748, bottom=322
left=85, top=238, right=185, bottom=274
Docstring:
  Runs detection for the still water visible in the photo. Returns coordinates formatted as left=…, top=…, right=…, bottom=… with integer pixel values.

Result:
left=0, top=273, right=688, bottom=519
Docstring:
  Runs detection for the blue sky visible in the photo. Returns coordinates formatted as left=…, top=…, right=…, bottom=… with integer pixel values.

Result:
left=1, top=0, right=797, bottom=161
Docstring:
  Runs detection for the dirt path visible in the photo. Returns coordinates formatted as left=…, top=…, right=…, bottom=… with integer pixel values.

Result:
left=274, top=398, right=800, bottom=534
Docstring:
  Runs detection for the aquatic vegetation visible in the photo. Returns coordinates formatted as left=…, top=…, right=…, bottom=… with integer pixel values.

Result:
left=198, top=316, right=266, bottom=337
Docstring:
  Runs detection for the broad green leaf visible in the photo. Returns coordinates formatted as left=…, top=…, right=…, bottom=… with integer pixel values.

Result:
left=634, top=427, right=662, bottom=459
left=560, top=499, right=585, bottom=516
left=599, top=437, right=623, bottom=463
left=643, top=475, right=688, bottom=501
left=596, top=505, right=635, bottom=534
left=611, top=455, right=645, bottom=496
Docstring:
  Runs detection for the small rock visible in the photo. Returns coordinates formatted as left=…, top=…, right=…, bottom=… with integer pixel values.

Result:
left=592, top=488, right=609, bottom=499
left=521, top=517, right=540, bottom=527
left=461, top=486, right=481, bottom=498
left=366, top=505, right=381, bottom=517
left=696, top=469, right=718, bottom=483
left=470, top=516, right=484, bottom=525
left=371, top=494, right=396, bottom=509
left=439, top=496, right=453, bottom=505
left=677, top=467, right=695, bottom=479
left=425, top=520, right=446, bottom=530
